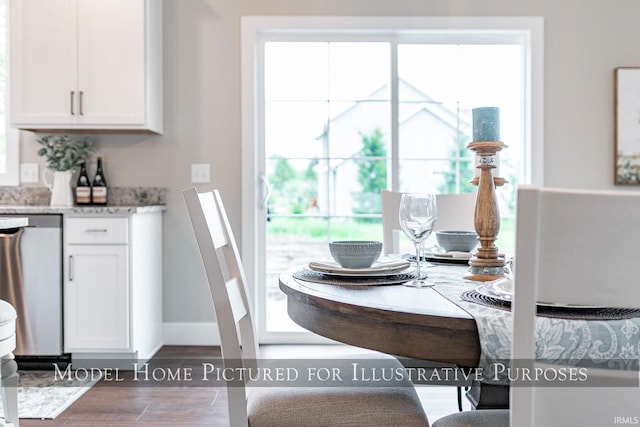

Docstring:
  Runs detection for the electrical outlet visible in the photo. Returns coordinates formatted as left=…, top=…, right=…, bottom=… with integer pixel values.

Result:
left=191, top=163, right=210, bottom=184
left=20, top=163, right=39, bottom=183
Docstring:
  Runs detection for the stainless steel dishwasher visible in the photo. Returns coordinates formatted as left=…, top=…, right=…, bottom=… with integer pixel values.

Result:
left=0, top=214, right=67, bottom=364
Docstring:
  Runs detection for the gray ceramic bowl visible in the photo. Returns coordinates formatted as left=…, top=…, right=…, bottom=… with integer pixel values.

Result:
left=435, top=230, right=479, bottom=252
left=329, top=240, right=383, bottom=269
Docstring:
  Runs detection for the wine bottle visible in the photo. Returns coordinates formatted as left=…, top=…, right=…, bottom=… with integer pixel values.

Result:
left=91, top=156, right=108, bottom=205
left=75, top=161, right=91, bottom=205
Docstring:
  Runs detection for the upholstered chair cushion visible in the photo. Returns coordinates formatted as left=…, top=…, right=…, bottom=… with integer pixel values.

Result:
left=432, top=409, right=509, bottom=427
left=248, top=385, right=430, bottom=427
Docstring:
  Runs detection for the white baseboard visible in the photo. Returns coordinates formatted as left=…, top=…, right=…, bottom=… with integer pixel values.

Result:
left=162, top=322, right=221, bottom=346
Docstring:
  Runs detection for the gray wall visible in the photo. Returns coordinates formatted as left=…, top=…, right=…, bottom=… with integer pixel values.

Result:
left=17, top=0, right=640, bottom=335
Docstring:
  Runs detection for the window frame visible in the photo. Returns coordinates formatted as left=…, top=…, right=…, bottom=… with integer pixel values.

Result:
left=1, top=0, right=18, bottom=186
left=242, top=16, right=544, bottom=343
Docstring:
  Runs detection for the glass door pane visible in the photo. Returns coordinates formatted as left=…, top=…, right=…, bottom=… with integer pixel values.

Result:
left=398, top=43, right=523, bottom=254
left=259, top=39, right=525, bottom=341
left=263, top=41, right=390, bottom=337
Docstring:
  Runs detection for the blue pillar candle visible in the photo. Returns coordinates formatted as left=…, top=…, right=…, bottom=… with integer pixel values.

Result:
left=472, top=107, right=500, bottom=141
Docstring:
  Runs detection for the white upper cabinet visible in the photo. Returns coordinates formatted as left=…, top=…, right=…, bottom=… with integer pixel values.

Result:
left=10, top=0, right=163, bottom=133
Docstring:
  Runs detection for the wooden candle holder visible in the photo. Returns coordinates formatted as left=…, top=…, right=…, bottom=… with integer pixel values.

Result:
left=465, top=140, right=508, bottom=282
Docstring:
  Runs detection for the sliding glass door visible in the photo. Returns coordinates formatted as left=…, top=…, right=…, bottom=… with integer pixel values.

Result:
left=242, top=17, right=543, bottom=342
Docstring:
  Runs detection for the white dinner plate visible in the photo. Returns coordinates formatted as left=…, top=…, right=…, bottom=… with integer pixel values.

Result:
left=307, top=259, right=411, bottom=277
left=424, top=250, right=472, bottom=260
left=488, top=277, right=513, bottom=298
left=475, top=283, right=608, bottom=309
left=421, top=250, right=472, bottom=265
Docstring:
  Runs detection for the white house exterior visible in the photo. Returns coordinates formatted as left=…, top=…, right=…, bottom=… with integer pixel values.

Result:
left=315, top=79, right=473, bottom=217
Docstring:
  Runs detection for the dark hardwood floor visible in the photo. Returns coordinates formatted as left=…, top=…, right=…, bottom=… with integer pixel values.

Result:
left=21, top=346, right=230, bottom=427
left=18, top=345, right=463, bottom=426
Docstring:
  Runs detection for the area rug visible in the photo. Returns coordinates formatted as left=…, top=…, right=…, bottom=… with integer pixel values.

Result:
left=0, top=370, right=101, bottom=419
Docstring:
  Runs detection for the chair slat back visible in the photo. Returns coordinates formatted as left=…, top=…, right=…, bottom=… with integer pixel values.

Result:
left=227, top=277, right=249, bottom=323
left=198, top=191, right=229, bottom=249
left=381, top=190, right=477, bottom=254
left=183, top=187, right=259, bottom=427
left=511, top=186, right=640, bottom=427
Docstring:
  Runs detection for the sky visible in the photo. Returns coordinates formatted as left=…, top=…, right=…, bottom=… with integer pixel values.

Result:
left=263, top=42, right=524, bottom=164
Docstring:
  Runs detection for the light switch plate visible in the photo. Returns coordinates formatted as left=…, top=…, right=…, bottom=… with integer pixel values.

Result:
left=191, top=163, right=210, bottom=183
left=20, top=163, right=39, bottom=183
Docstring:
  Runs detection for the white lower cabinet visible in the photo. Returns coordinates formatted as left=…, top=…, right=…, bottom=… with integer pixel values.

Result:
left=63, top=212, right=163, bottom=362
left=65, top=245, right=129, bottom=350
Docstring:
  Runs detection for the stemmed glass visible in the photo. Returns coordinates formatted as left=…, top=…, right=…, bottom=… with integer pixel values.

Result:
left=399, top=193, right=438, bottom=287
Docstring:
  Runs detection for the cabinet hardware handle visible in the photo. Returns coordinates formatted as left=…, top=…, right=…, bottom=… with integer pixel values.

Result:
left=79, top=91, right=84, bottom=115
left=70, top=91, right=75, bottom=115
left=85, top=228, right=108, bottom=233
left=69, top=255, right=73, bottom=281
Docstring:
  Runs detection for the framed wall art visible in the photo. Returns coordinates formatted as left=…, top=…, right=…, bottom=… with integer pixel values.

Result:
left=615, top=67, right=640, bottom=184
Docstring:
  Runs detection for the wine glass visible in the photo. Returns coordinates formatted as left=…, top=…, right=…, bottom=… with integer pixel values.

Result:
left=399, top=193, right=438, bottom=287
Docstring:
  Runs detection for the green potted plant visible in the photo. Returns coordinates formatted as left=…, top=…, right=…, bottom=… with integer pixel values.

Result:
left=36, top=135, right=93, bottom=207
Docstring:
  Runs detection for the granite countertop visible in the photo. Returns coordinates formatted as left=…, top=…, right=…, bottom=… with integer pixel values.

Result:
left=0, top=186, right=167, bottom=215
left=0, top=205, right=165, bottom=214
left=0, top=216, right=29, bottom=229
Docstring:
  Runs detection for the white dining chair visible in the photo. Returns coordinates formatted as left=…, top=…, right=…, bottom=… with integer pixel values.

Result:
left=0, top=300, right=19, bottom=427
left=510, top=185, right=640, bottom=426
left=183, top=187, right=431, bottom=427
left=435, top=185, right=640, bottom=427
left=381, top=190, right=477, bottom=255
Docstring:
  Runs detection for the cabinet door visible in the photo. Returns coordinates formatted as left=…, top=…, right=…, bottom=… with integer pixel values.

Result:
left=10, top=0, right=78, bottom=124
left=64, top=245, right=129, bottom=352
left=77, top=0, right=146, bottom=125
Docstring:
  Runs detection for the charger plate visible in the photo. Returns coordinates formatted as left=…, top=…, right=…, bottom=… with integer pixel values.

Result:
left=475, top=283, right=609, bottom=309
left=406, top=252, right=471, bottom=265
left=462, top=289, right=640, bottom=320
left=423, top=254, right=471, bottom=265
left=293, top=269, right=417, bottom=286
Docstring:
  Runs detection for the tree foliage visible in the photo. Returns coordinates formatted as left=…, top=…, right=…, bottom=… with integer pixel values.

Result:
left=437, top=134, right=476, bottom=194
left=353, top=128, right=387, bottom=216
left=357, top=128, right=387, bottom=193
left=268, top=156, right=318, bottom=214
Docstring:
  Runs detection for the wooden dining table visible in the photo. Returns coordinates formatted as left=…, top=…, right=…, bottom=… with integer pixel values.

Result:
left=278, top=265, right=482, bottom=368
left=278, top=263, right=514, bottom=409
